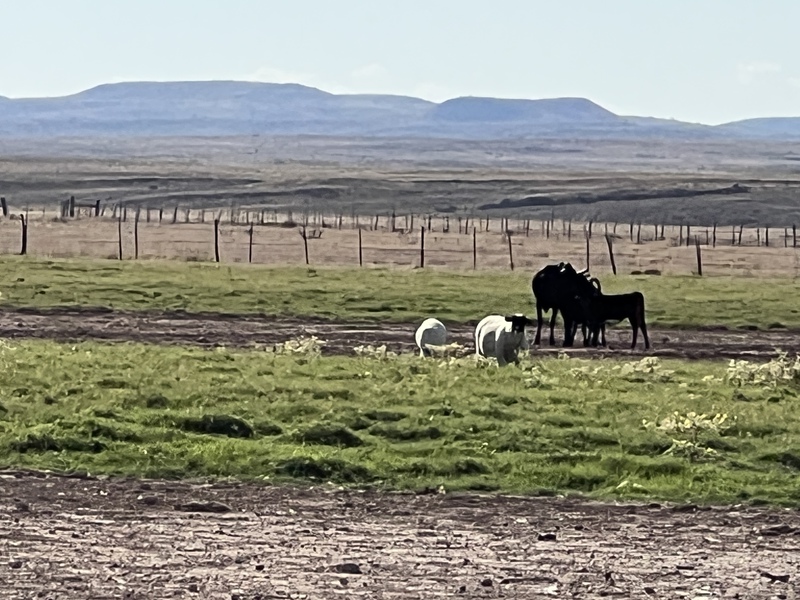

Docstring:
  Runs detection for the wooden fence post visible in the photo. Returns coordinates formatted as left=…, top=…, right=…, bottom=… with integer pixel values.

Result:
left=765, top=226, right=770, bottom=247
left=299, top=226, right=309, bottom=265
left=214, top=218, right=221, bottom=263
left=69, top=195, right=75, bottom=218
left=94, top=199, right=101, bottom=217
left=0, top=197, right=7, bottom=217
left=507, top=232, right=514, bottom=271
left=472, top=227, right=477, bottom=270
left=695, top=238, right=703, bottom=276
left=585, top=232, right=590, bottom=271
left=712, top=223, right=717, bottom=248
left=134, top=208, right=140, bottom=259
left=738, top=225, right=744, bottom=246
left=686, top=225, right=691, bottom=247
left=419, top=226, right=425, bottom=268
left=19, top=214, right=27, bottom=255
left=605, top=234, right=616, bottom=275
left=248, top=223, right=254, bottom=263
left=117, top=215, right=123, bottom=260
left=358, top=228, right=363, bottom=267
left=794, top=224, right=798, bottom=248
left=172, top=206, right=179, bottom=224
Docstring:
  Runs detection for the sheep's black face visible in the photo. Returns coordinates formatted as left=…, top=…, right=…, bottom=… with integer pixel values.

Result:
left=505, top=314, right=535, bottom=333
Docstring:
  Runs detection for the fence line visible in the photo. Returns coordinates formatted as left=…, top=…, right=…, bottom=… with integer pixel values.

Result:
left=1, top=200, right=800, bottom=275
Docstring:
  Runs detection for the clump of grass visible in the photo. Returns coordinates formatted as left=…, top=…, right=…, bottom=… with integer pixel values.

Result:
left=294, top=423, right=364, bottom=447
left=145, top=394, right=170, bottom=409
left=9, top=426, right=106, bottom=454
left=368, top=424, right=442, bottom=442
left=252, top=420, right=283, bottom=436
left=178, top=414, right=255, bottom=439
left=274, top=457, right=373, bottom=483
left=363, top=409, right=407, bottom=422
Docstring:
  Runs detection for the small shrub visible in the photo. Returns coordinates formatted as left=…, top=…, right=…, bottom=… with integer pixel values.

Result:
left=271, top=335, right=325, bottom=358
left=353, top=344, right=397, bottom=360
left=642, top=411, right=733, bottom=461
left=725, top=351, right=800, bottom=387
left=295, top=424, right=364, bottom=447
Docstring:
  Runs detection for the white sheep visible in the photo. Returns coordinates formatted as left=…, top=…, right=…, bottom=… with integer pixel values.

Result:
left=475, top=313, right=535, bottom=366
left=414, top=317, right=448, bottom=357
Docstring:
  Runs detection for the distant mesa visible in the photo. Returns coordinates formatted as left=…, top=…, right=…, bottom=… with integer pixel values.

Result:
left=0, top=80, right=797, bottom=140
left=431, top=96, right=618, bottom=124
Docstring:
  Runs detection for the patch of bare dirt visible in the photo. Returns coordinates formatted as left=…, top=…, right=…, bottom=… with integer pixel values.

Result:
left=0, top=306, right=798, bottom=362
left=0, top=472, right=798, bottom=599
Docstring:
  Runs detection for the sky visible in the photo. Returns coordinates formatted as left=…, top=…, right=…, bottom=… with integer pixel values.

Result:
left=0, top=0, right=798, bottom=125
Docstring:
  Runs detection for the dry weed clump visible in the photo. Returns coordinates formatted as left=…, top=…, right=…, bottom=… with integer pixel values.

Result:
left=725, top=351, right=800, bottom=388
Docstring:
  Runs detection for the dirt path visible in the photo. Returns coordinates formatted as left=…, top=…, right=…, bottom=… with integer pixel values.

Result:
left=0, top=306, right=798, bottom=361
left=0, top=472, right=797, bottom=599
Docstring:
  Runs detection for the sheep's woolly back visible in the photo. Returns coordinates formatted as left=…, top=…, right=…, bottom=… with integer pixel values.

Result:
left=415, top=317, right=448, bottom=357
left=475, top=314, right=506, bottom=358
left=476, top=314, right=532, bottom=366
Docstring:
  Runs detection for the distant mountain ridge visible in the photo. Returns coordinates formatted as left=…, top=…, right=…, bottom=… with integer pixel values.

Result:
left=0, top=80, right=797, bottom=140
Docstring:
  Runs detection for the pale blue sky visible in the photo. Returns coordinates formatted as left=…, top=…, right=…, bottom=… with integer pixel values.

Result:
left=1, top=0, right=798, bottom=125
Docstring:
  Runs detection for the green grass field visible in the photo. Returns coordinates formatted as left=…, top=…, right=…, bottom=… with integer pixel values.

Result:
left=1, top=338, right=799, bottom=506
left=1, top=256, right=800, bottom=328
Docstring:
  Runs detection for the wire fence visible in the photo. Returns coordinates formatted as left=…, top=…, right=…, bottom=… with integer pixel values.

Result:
left=1, top=199, right=800, bottom=276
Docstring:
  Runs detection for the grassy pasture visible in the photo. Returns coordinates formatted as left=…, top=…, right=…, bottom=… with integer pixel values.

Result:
left=1, top=339, right=799, bottom=505
left=2, top=257, right=800, bottom=329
